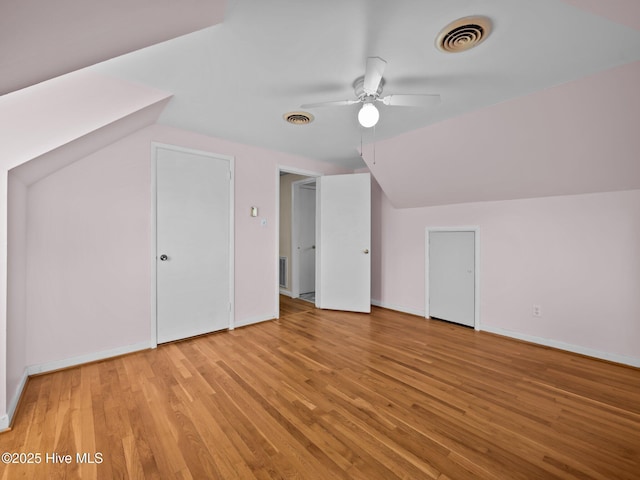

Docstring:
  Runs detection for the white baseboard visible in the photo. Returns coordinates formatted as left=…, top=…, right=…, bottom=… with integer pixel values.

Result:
left=1, top=341, right=152, bottom=431
left=371, top=299, right=425, bottom=317
left=279, top=288, right=293, bottom=297
left=3, top=368, right=30, bottom=430
left=369, top=302, right=639, bottom=368
left=482, top=325, right=640, bottom=368
left=26, top=341, right=153, bottom=376
left=235, top=313, right=276, bottom=329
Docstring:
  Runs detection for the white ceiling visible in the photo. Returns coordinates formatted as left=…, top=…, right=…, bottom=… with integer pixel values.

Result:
left=88, top=0, right=640, bottom=170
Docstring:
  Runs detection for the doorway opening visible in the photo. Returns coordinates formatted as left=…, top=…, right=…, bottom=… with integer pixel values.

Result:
left=292, top=178, right=316, bottom=303
left=277, top=167, right=320, bottom=317
left=276, top=169, right=372, bottom=318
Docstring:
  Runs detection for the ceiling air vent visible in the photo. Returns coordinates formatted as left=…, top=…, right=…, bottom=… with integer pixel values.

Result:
left=436, top=16, right=492, bottom=53
left=284, top=111, right=314, bottom=125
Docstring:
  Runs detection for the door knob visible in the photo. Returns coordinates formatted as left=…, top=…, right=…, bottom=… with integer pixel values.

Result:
left=159, top=254, right=168, bottom=261
left=363, top=249, right=369, bottom=254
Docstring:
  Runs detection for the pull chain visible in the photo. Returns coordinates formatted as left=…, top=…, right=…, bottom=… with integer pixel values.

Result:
left=373, top=124, right=376, bottom=165
left=360, top=125, right=377, bottom=165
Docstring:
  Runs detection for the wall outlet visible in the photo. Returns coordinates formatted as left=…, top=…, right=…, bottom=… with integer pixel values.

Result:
left=532, top=304, right=542, bottom=317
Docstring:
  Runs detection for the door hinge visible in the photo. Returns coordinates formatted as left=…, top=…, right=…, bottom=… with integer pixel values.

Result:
left=228, top=170, right=232, bottom=181
left=228, top=302, right=232, bottom=312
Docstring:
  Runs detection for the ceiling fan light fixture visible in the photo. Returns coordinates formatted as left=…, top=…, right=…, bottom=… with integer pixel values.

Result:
left=358, top=103, right=379, bottom=128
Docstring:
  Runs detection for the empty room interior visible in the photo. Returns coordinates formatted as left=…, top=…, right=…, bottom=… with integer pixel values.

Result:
left=1, top=1, right=639, bottom=479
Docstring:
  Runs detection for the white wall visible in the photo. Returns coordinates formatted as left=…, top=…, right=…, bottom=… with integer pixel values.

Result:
left=372, top=180, right=640, bottom=365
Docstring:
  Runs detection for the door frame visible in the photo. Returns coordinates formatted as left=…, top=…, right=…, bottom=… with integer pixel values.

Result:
left=425, top=226, right=480, bottom=330
left=275, top=166, right=321, bottom=319
left=151, top=142, right=235, bottom=347
left=291, top=177, right=317, bottom=299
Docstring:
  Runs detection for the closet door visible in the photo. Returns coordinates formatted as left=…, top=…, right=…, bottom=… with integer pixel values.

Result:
left=428, top=230, right=475, bottom=327
left=155, top=145, right=232, bottom=343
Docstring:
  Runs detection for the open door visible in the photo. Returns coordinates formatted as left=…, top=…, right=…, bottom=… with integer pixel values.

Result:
left=316, top=173, right=371, bottom=313
left=293, top=179, right=316, bottom=297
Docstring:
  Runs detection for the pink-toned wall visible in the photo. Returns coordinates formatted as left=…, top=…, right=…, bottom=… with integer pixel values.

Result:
left=372, top=179, right=640, bottom=364
left=22, top=123, right=347, bottom=366
left=560, top=0, right=640, bottom=31
left=0, top=70, right=171, bottom=171
left=6, top=175, right=28, bottom=413
left=367, top=61, right=640, bottom=209
left=25, top=132, right=153, bottom=365
left=0, top=72, right=171, bottom=425
left=147, top=125, right=348, bottom=324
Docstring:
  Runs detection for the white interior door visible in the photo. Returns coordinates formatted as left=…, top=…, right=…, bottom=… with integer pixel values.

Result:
left=296, top=183, right=316, bottom=295
left=156, top=145, right=232, bottom=343
left=316, top=172, right=370, bottom=313
left=428, top=231, right=475, bottom=327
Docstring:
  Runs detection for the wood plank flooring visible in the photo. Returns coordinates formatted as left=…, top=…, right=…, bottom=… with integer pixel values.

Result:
left=1, top=296, right=639, bottom=479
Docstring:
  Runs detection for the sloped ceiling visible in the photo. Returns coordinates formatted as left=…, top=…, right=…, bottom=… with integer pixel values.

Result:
left=5, top=72, right=173, bottom=185
left=2, top=0, right=640, bottom=207
left=559, top=0, right=640, bottom=31
left=368, top=61, right=640, bottom=208
left=0, top=70, right=172, bottom=178
left=364, top=0, right=640, bottom=207
left=0, top=0, right=226, bottom=95
left=0, top=0, right=219, bottom=180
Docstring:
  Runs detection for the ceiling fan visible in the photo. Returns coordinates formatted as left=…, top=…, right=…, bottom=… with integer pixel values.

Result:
left=301, top=57, right=441, bottom=128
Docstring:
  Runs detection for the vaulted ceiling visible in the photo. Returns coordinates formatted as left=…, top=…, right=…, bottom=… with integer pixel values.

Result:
left=0, top=0, right=226, bottom=95
left=2, top=0, right=639, bottom=207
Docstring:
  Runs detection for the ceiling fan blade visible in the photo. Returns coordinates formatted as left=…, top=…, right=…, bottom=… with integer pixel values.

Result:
left=379, top=94, right=441, bottom=107
left=300, top=99, right=360, bottom=108
left=363, top=57, right=387, bottom=95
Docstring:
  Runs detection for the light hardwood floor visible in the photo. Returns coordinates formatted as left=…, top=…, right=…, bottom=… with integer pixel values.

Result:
left=1, top=296, right=639, bottom=479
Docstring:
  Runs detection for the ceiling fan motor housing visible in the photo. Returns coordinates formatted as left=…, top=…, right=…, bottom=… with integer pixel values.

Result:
left=354, top=76, right=384, bottom=99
